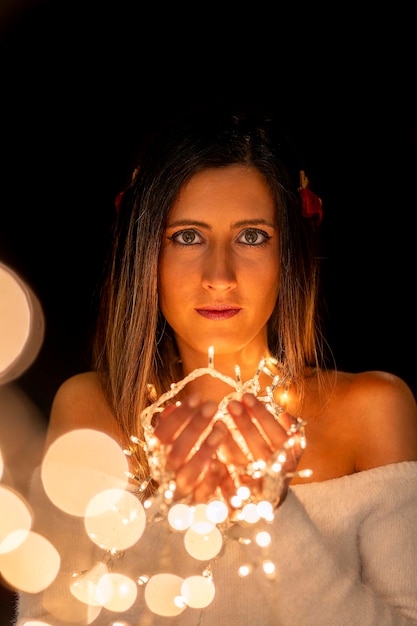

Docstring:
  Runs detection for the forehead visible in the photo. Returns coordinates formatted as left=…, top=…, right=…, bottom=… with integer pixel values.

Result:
left=169, top=164, right=275, bottom=221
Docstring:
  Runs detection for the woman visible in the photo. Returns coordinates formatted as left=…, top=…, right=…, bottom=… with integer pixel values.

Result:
left=16, top=102, right=417, bottom=624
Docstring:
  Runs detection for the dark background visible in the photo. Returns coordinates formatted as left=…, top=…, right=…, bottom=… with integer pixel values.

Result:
left=0, top=2, right=416, bottom=622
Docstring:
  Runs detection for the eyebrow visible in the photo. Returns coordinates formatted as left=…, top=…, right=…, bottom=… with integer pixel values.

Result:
left=234, top=218, right=276, bottom=229
left=165, top=218, right=276, bottom=229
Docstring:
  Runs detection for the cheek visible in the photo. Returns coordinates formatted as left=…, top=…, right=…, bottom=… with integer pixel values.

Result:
left=259, top=262, right=279, bottom=298
left=158, top=260, right=185, bottom=317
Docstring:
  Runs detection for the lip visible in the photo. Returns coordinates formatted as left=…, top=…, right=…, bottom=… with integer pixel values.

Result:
left=195, top=307, right=241, bottom=320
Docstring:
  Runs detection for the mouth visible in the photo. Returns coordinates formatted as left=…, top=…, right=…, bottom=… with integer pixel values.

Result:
left=195, top=307, right=241, bottom=320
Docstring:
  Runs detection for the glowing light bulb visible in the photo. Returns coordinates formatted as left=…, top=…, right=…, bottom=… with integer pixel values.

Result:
left=255, top=531, right=271, bottom=547
left=271, top=460, right=283, bottom=473
left=280, top=389, right=288, bottom=406
left=174, top=595, right=186, bottom=608
left=164, top=487, right=175, bottom=501
left=236, top=485, right=251, bottom=501
left=208, top=345, right=214, bottom=368
left=235, top=364, right=241, bottom=386
left=137, top=575, right=149, bottom=586
left=230, top=494, right=243, bottom=508
left=262, top=560, right=276, bottom=577
left=238, top=564, right=251, bottom=577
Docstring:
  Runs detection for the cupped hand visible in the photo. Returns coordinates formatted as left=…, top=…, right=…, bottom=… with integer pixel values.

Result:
left=153, top=394, right=235, bottom=502
left=153, top=392, right=304, bottom=508
left=223, top=393, right=305, bottom=504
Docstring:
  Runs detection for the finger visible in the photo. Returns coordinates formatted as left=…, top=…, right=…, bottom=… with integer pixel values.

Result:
left=216, top=425, right=248, bottom=466
left=219, top=469, right=238, bottom=505
left=166, top=400, right=218, bottom=471
left=241, top=393, right=291, bottom=448
left=193, top=458, right=232, bottom=503
left=174, top=422, right=227, bottom=498
left=154, top=394, right=202, bottom=442
left=227, top=399, right=272, bottom=460
left=154, top=395, right=216, bottom=444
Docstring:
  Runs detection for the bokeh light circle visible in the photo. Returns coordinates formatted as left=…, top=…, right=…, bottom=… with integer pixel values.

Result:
left=84, top=488, right=146, bottom=551
left=0, top=530, right=60, bottom=592
left=96, top=572, right=137, bottom=612
left=70, top=561, right=108, bottom=606
left=0, top=262, right=44, bottom=384
left=0, top=485, right=32, bottom=553
left=181, top=575, right=216, bottom=608
left=206, top=499, right=228, bottom=524
left=144, top=573, right=186, bottom=616
left=183, top=526, right=223, bottom=560
left=241, top=502, right=260, bottom=524
left=16, top=622, right=51, bottom=625
left=167, top=503, right=193, bottom=531
left=41, top=429, right=129, bottom=516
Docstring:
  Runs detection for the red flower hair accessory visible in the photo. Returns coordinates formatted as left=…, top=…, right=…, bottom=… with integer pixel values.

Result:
left=114, top=190, right=125, bottom=213
left=298, top=170, right=323, bottom=224
left=114, top=167, right=140, bottom=213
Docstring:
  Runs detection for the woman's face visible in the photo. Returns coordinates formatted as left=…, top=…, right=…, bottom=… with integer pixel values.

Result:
left=158, top=164, right=280, bottom=366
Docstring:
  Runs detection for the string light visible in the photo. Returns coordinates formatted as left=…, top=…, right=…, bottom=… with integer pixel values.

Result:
left=138, top=347, right=307, bottom=507
left=114, top=347, right=312, bottom=616
left=1, top=348, right=312, bottom=620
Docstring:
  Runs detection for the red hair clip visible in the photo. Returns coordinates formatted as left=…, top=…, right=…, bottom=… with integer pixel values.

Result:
left=298, top=171, right=323, bottom=224
left=114, top=190, right=125, bottom=213
left=114, top=168, right=139, bottom=213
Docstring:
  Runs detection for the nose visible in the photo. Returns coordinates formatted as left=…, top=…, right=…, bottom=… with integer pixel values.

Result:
left=202, top=245, right=237, bottom=291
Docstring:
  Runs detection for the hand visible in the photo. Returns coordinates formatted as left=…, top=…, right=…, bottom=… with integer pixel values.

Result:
left=153, top=394, right=235, bottom=503
left=223, top=393, right=305, bottom=505
left=153, top=392, right=304, bottom=508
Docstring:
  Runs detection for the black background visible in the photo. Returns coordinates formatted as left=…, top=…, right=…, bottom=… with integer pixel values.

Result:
left=0, top=2, right=416, bottom=621
left=1, top=3, right=416, bottom=414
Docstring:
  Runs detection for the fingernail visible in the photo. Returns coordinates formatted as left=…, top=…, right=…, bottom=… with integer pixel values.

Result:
left=187, top=393, right=200, bottom=408
left=206, top=424, right=225, bottom=446
left=243, top=393, right=256, bottom=407
left=228, top=400, right=242, bottom=415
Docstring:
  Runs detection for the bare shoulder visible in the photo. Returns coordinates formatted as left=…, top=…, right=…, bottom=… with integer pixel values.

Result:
left=323, top=369, right=417, bottom=470
left=46, top=372, right=122, bottom=448
left=51, top=371, right=106, bottom=406
left=329, top=369, right=417, bottom=418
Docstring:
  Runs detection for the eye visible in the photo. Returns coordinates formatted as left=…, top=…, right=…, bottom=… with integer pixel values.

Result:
left=237, top=228, right=271, bottom=245
left=169, top=229, right=204, bottom=245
